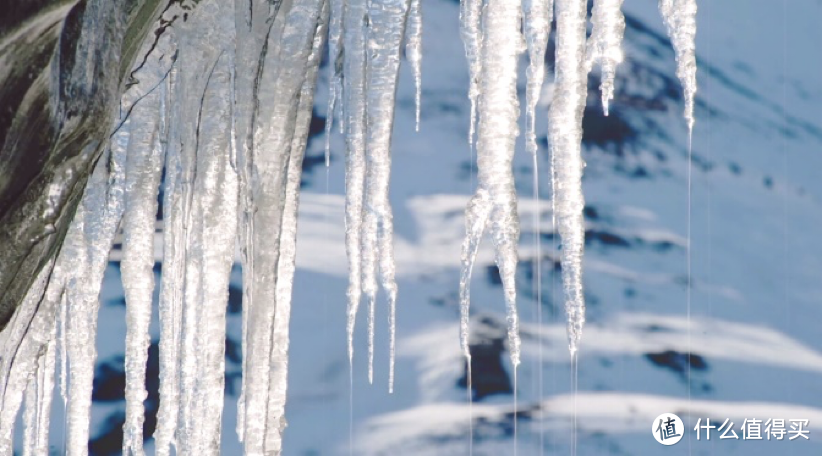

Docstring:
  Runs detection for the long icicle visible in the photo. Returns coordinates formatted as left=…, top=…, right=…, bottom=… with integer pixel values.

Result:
left=459, top=0, right=482, bottom=146
left=363, top=0, right=410, bottom=393
left=523, top=0, right=553, bottom=159
left=363, top=0, right=412, bottom=392
left=265, top=9, right=328, bottom=452
left=60, top=7, right=179, bottom=453
left=65, top=119, right=130, bottom=456
left=172, top=3, right=236, bottom=454
left=0, top=257, right=56, bottom=455
left=231, top=0, right=281, bottom=443
left=22, top=328, right=57, bottom=456
left=58, top=288, right=68, bottom=407
left=121, top=80, right=165, bottom=456
left=460, top=0, right=523, bottom=375
left=522, top=0, right=551, bottom=450
left=550, top=0, right=588, bottom=356
left=325, top=0, right=345, bottom=164
left=21, top=358, right=38, bottom=456
left=0, top=180, right=94, bottom=455
left=154, top=65, right=182, bottom=456
left=240, top=0, right=327, bottom=451
left=405, top=0, right=423, bottom=131
left=344, top=0, right=369, bottom=373
left=191, top=52, right=238, bottom=456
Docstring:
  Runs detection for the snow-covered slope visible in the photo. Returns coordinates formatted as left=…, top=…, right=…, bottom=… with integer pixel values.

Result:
left=21, top=0, right=822, bottom=454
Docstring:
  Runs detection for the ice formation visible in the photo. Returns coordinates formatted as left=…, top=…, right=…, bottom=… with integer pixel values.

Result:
left=458, top=0, right=524, bottom=375
left=550, top=0, right=590, bottom=356
left=406, top=0, right=423, bottom=131
left=523, top=0, right=553, bottom=159
left=0, top=0, right=698, bottom=452
left=459, top=0, right=482, bottom=147
left=120, top=58, right=166, bottom=456
left=587, top=0, right=625, bottom=115
left=659, top=0, right=698, bottom=134
left=341, top=0, right=418, bottom=392
left=233, top=0, right=328, bottom=453
left=457, top=0, right=696, bottom=360
left=22, top=334, right=56, bottom=456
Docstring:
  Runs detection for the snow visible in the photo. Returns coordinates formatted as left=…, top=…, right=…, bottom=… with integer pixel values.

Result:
left=354, top=392, right=822, bottom=455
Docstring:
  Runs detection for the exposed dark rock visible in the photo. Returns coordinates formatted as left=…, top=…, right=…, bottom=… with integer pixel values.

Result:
left=645, top=350, right=708, bottom=377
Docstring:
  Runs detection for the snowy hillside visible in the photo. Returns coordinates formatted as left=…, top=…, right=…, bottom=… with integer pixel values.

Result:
left=21, top=0, right=822, bottom=454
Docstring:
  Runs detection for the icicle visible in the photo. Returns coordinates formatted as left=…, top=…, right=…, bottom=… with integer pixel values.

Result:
left=325, top=0, right=345, bottom=164
left=265, top=12, right=328, bottom=452
left=62, top=116, right=130, bottom=456
left=238, top=0, right=327, bottom=452
left=178, top=17, right=238, bottom=453
left=22, top=330, right=57, bottom=456
left=36, top=338, right=56, bottom=456
left=58, top=291, right=67, bottom=407
left=459, top=0, right=482, bottom=146
left=186, top=48, right=237, bottom=455
left=522, top=0, right=553, bottom=157
left=459, top=0, right=523, bottom=369
left=121, top=80, right=165, bottom=456
left=363, top=0, right=410, bottom=393
left=344, top=0, right=369, bottom=371
left=154, top=68, right=182, bottom=456
left=406, top=0, right=422, bottom=131
left=231, top=0, right=281, bottom=443
left=459, top=190, right=491, bottom=361
left=0, top=256, right=56, bottom=455
left=153, top=3, right=236, bottom=455
left=0, top=181, right=90, bottom=454
left=22, top=368, right=37, bottom=456
left=549, top=0, right=589, bottom=355
left=586, top=0, right=625, bottom=116
left=658, top=0, right=697, bottom=133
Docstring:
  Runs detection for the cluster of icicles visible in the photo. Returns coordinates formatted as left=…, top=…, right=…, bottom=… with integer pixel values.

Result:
left=458, top=0, right=696, bottom=383
left=0, top=0, right=695, bottom=454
